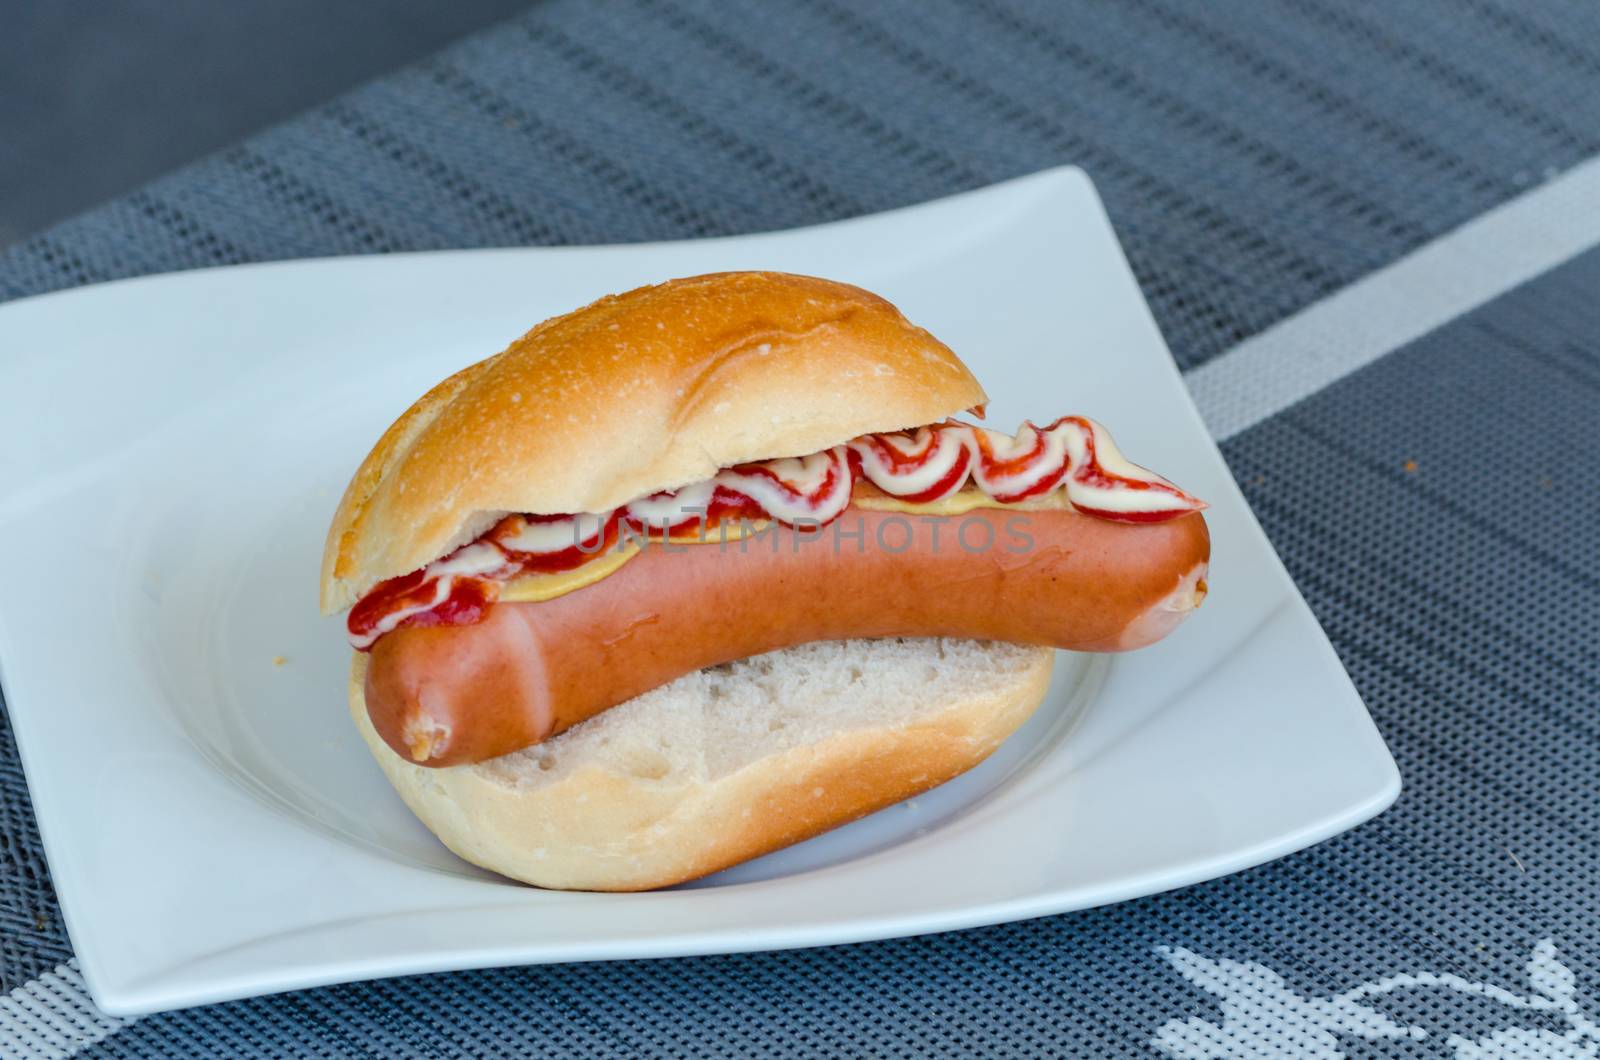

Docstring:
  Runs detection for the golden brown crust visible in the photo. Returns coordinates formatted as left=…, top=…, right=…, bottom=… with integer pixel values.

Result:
left=348, top=645, right=1054, bottom=891
left=320, top=272, right=987, bottom=613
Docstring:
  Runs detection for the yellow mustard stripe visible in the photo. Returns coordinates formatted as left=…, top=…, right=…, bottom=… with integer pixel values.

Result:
left=496, top=493, right=1045, bottom=603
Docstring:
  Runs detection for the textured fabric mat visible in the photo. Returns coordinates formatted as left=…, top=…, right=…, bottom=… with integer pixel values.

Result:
left=2, top=0, right=1598, bottom=1055
left=4, top=0, right=1600, bottom=370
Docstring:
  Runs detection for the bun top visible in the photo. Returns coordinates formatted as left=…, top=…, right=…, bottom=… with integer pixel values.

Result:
left=320, top=272, right=987, bottom=613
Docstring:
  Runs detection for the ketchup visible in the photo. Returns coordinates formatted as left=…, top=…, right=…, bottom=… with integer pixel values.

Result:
left=346, top=416, right=1205, bottom=649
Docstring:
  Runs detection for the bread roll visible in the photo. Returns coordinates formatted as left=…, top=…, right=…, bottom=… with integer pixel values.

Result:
left=321, top=272, right=986, bottom=612
left=350, top=638, right=1053, bottom=891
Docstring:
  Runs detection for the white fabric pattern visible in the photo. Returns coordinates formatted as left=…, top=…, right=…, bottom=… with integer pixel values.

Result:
left=1186, top=153, right=1600, bottom=442
left=1153, top=939, right=1597, bottom=1059
left=0, top=961, right=134, bottom=1059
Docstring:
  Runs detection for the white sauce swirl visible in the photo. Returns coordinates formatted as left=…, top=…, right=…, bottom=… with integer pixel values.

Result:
left=348, top=416, right=1202, bottom=648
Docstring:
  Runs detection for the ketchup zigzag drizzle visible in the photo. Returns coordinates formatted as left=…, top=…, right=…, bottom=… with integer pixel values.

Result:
left=346, top=416, right=1205, bottom=649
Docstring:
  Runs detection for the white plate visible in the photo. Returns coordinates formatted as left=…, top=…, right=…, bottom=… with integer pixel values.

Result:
left=0, top=168, right=1398, bottom=1015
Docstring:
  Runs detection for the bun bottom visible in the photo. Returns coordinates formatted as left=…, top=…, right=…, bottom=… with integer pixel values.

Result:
left=350, top=638, right=1054, bottom=891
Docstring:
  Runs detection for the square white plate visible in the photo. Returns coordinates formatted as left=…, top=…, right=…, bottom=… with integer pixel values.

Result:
left=0, top=168, right=1398, bottom=1015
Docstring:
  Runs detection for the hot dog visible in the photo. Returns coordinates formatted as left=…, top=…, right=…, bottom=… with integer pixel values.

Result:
left=365, top=504, right=1208, bottom=766
left=320, top=271, right=1212, bottom=890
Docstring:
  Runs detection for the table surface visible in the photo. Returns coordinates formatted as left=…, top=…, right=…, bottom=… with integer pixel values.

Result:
left=2, top=1, right=1598, bottom=1056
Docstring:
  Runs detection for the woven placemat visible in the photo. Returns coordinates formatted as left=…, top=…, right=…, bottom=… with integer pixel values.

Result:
left=2, top=1, right=1598, bottom=1055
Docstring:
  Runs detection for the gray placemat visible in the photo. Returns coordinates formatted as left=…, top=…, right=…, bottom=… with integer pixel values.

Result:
left=4, top=0, right=1599, bottom=372
left=2, top=1, right=1598, bottom=1055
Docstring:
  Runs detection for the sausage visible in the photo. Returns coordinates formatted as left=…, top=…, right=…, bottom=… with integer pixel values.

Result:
left=364, top=505, right=1210, bottom=766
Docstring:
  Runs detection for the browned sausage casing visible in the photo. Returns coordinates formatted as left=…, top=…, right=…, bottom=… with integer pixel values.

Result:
left=365, top=506, right=1210, bottom=766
